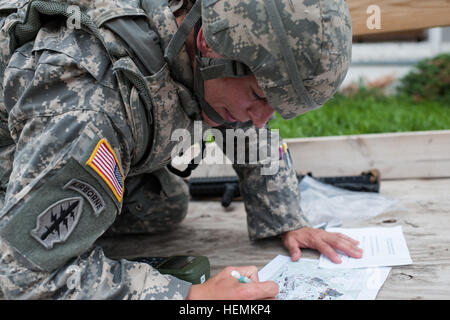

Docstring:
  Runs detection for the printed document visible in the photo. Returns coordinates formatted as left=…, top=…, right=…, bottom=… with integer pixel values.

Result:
left=319, top=226, right=412, bottom=269
left=259, top=255, right=391, bottom=300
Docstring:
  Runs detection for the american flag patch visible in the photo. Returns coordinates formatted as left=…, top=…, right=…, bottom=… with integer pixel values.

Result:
left=86, top=139, right=124, bottom=202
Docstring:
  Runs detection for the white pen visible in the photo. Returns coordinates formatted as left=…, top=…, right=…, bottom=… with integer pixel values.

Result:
left=231, top=270, right=252, bottom=283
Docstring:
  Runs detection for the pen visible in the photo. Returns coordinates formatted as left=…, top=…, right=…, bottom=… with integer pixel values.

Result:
left=286, top=147, right=293, bottom=169
left=231, top=270, right=252, bottom=283
left=282, top=143, right=292, bottom=169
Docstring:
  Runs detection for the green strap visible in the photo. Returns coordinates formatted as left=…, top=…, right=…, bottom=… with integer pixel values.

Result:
left=112, top=63, right=154, bottom=124
left=104, top=18, right=164, bottom=76
left=193, top=56, right=252, bottom=125
left=164, top=0, right=202, bottom=63
left=163, top=0, right=254, bottom=125
left=13, top=0, right=122, bottom=60
left=264, top=0, right=318, bottom=109
left=12, top=0, right=156, bottom=124
left=194, top=56, right=226, bottom=125
left=160, top=0, right=227, bottom=124
left=198, top=57, right=252, bottom=80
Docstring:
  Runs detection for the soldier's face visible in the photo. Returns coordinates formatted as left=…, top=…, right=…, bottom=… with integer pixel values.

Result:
left=196, top=27, right=274, bottom=128
left=202, top=74, right=275, bottom=128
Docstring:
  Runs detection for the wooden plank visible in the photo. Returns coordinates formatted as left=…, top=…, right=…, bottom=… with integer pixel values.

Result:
left=98, top=178, right=450, bottom=299
left=347, top=0, right=450, bottom=36
left=286, top=130, right=450, bottom=180
left=190, top=130, right=450, bottom=180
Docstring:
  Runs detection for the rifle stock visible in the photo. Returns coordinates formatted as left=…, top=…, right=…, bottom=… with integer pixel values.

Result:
left=187, top=170, right=380, bottom=208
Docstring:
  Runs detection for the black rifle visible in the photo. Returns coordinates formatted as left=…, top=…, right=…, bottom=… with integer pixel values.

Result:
left=187, top=170, right=380, bottom=208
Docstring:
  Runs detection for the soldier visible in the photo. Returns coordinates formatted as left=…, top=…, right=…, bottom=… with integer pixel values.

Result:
left=0, top=0, right=362, bottom=299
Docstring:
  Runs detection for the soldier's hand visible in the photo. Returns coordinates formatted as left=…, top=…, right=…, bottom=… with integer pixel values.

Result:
left=282, top=227, right=363, bottom=263
left=186, top=266, right=278, bottom=300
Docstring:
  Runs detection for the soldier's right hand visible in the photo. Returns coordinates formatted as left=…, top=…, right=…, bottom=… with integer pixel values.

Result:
left=186, top=266, right=278, bottom=300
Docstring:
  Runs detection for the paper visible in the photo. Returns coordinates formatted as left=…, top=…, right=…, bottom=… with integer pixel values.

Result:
left=319, top=226, right=413, bottom=269
left=259, top=255, right=391, bottom=300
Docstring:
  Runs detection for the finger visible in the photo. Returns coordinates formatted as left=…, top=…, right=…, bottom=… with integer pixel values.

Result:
left=293, top=248, right=302, bottom=262
left=335, top=233, right=360, bottom=245
left=317, top=242, right=342, bottom=264
left=228, top=266, right=260, bottom=282
left=326, top=235, right=363, bottom=258
left=285, top=237, right=302, bottom=261
left=238, top=281, right=279, bottom=300
left=331, top=239, right=363, bottom=259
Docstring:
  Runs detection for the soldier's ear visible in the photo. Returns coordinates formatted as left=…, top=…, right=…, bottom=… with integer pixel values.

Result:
left=196, top=27, right=214, bottom=56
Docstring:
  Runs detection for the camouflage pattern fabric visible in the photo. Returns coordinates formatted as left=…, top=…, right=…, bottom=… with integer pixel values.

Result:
left=0, top=0, right=337, bottom=300
left=202, top=0, right=352, bottom=119
left=0, top=6, right=191, bottom=299
left=106, top=169, right=190, bottom=235
left=215, top=121, right=309, bottom=240
left=0, top=240, right=189, bottom=299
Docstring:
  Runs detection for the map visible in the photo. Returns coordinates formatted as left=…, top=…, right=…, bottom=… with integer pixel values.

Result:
left=258, top=255, right=391, bottom=300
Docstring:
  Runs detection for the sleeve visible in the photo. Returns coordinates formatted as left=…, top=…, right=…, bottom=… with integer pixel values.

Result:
left=215, top=121, right=311, bottom=240
left=0, top=28, right=191, bottom=300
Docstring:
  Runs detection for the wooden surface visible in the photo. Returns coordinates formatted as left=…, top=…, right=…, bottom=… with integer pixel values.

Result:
left=98, top=177, right=450, bottom=300
left=191, top=130, right=450, bottom=180
left=347, top=0, right=450, bottom=36
left=285, top=130, right=450, bottom=180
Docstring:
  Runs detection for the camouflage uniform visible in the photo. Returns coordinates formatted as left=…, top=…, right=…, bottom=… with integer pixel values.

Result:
left=0, top=0, right=350, bottom=300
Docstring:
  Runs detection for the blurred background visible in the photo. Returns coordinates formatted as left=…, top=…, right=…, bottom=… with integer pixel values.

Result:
left=270, top=26, right=450, bottom=138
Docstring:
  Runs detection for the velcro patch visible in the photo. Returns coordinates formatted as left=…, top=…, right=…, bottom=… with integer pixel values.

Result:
left=64, top=179, right=105, bottom=216
left=0, top=159, right=118, bottom=272
left=86, top=139, right=124, bottom=202
left=30, top=197, right=84, bottom=250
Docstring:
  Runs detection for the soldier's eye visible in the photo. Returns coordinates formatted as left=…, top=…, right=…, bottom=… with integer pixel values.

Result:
left=252, top=91, right=267, bottom=102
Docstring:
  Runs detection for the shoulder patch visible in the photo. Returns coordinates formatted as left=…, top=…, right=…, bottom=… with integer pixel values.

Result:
left=30, top=197, right=84, bottom=250
left=86, top=139, right=125, bottom=202
left=64, top=179, right=105, bottom=216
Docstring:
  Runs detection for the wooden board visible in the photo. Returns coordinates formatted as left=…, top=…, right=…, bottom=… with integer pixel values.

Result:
left=348, top=0, right=450, bottom=36
left=191, top=130, right=450, bottom=180
left=286, top=130, right=450, bottom=180
left=97, top=178, right=450, bottom=300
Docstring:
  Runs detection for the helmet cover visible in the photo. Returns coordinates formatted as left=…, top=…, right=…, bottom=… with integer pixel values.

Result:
left=201, top=0, right=352, bottom=119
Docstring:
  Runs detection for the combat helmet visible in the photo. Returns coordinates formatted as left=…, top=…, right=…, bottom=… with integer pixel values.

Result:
left=164, top=0, right=352, bottom=125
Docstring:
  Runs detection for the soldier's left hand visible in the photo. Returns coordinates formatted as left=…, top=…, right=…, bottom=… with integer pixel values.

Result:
left=282, top=227, right=363, bottom=263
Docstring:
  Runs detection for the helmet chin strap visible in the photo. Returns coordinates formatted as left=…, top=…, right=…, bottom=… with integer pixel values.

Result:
left=192, top=18, right=227, bottom=126
left=193, top=24, right=252, bottom=126
left=164, top=0, right=252, bottom=126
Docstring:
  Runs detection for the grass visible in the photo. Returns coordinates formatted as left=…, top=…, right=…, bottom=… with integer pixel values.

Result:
left=268, top=87, right=450, bottom=138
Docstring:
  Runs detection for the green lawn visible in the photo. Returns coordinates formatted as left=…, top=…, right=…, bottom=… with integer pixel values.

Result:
left=269, top=88, right=450, bottom=138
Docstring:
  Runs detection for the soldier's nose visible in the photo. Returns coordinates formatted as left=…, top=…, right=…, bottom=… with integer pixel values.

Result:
left=248, top=104, right=274, bottom=129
